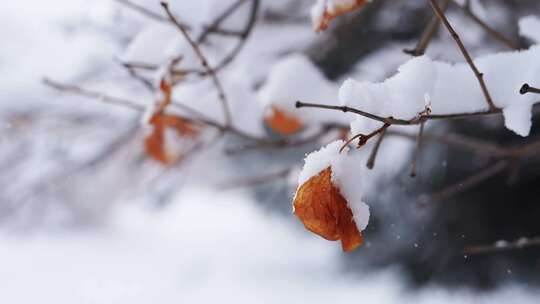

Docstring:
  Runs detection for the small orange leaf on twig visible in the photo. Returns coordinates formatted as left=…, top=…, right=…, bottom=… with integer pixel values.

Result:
left=143, top=73, right=200, bottom=165
left=312, top=0, right=368, bottom=32
left=265, top=106, right=303, bottom=135
left=144, top=113, right=199, bottom=165
left=293, top=167, right=363, bottom=252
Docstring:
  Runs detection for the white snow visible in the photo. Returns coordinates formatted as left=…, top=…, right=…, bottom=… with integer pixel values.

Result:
left=122, top=24, right=179, bottom=64
left=331, top=151, right=371, bottom=231
left=1, top=1, right=540, bottom=302
left=339, top=46, right=540, bottom=136
left=0, top=187, right=539, bottom=303
left=519, top=16, right=540, bottom=44
left=258, top=53, right=354, bottom=124
left=297, top=140, right=348, bottom=186
left=259, top=54, right=334, bottom=113
left=310, top=0, right=327, bottom=30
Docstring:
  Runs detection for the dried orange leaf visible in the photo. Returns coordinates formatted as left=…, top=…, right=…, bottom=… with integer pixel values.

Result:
left=293, top=167, right=363, bottom=252
left=144, top=113, right=199, bottom=165
left=158, top=114, right=199, bottom=138
left=265, top=106, right=303, bottom=135
left=312, top=0, right=368, bottom=32
left=155, top=78, right=173, bottom=112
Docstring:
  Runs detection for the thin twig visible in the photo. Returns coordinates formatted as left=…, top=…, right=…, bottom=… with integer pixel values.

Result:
left=123, top=0, right=259, bottom=78
left=43, top=78, right=145, bottom=111
left=116, top=0, right=172, bottom=23
left=386, top=130, right=510, bottom=158
left=197, top=0, right=249, bottom=43
left=225, top=125, right=340, bottom=154
left=428, top=0, right=497, bottom=111
left=419, top=160, right=508, bottom=206
left=160, top=2, right=232, bottom=126
left=410, top=121, right=426, bottom=177
left=464, top=237, right=540, bottom=255
left=520, top=83, right=540, bottom=95
left=296, top=101, right=502, bottom=126
left=404, top=0, right=450, bottom=56
left=209, top=0, right=260, bottom=72
left=450, top=0, right=519, bottom=50
left=340, top=124, right=390, bottom=153
left=43, top=78, right=339, bottom=152
left=366, top=128, right=387, bottom=169
left=118, top=61, right=155, bottom=92
left=297, top=101, right=416, bottom=125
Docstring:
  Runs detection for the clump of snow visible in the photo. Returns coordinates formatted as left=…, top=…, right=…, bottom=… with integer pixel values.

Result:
left=297, top=140, right=347, bottom=186
left=259, top=53, right=333, bottom=114
left=519, top=16, right=540, bottom=43
left=340, top=56, right=435, bottom=121
left=517, top=237, right=529, bottom=247
left=122, top=24, right=178, bottom=64
left=340, top=46, right=540, bottom=136
left=258, top=53, right=354, bottom=124
left=331, top=151, right=370, bottom=230
left=297, top=140, right=370, bottom=231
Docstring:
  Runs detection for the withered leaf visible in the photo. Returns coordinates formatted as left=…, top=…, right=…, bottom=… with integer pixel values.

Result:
left=144, top=113, right=199, bottom=165
left=293, top=167, right=363, bottom=252
left=314, top=0, right=368, bottom=32
left=265, top=106, right=303, bottom=135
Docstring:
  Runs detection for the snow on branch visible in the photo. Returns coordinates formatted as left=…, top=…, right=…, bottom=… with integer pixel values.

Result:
left=338, top=45, right=540, bottom=137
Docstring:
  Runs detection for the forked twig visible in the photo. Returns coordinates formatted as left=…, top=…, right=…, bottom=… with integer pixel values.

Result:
left=160, top=2, right=232, bottom=126
left=340, top=124, right=390, bottom=153
left=296, top=101, right=502, bottom=126
left=404, top=0, right=450, bottom=56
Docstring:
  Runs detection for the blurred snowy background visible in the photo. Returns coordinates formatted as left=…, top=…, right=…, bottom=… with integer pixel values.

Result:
left=1, top=0, right=540, bottom=303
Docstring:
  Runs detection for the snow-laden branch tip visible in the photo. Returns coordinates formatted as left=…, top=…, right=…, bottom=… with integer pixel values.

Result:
left=339, top=45, right=540, bottom=137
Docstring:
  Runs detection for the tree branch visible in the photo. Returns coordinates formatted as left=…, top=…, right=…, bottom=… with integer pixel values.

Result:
left=404, top=0, right=450, bottom=56
left=296, top=100, right=502, bottom=126
left=450, top=0, right=519, bottom=50
left=464, top=236, right=540, bottom=255
left=410, top=122, right=426, bottom=177
left=160, top=2, right=232, bottom=126
left=428, top=0, right=497, bottom=111
left=366, top=127, right=387, bottom=169
left=520, top=83, right=540, bottom=95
